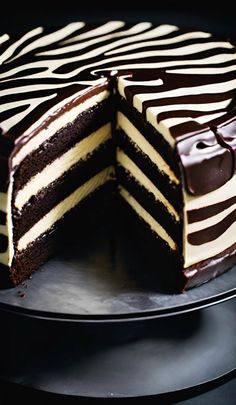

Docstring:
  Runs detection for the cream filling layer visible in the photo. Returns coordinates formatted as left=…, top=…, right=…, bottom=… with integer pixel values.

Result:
left=12, top=90, right=110, bottom=168
left=184, top=174, right=236, bottom=267
left=119, top=186, right=176, bottom=251
left=14, top=123, right=111, bottom=210
left=0, top=193, right=7, bottom=212
left=117, top=148, right=179, bottom=221
left=17, top=166, right=114, bottom=252
left=116, top=112, right=179, bottom=184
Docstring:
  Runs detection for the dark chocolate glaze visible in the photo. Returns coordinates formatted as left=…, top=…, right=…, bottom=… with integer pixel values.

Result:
left=176, top=128, right=233, bottom=195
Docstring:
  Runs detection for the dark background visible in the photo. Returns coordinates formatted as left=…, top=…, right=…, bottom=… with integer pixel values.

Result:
left=0, top=0, right=235, bottom=39
left=0, top=1, right=236, bottom=404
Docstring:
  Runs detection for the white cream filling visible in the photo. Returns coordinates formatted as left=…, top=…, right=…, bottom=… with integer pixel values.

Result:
left=14, top=123, right=111, bottom=210
left=117, top=148, right=179, bottom=222
left=12, top=90, right=110, bottom=168
left=119, top=187, right=176, bottom=251
left=116, top=112, right=179, bottom=184
left=17, top=166, right=114, bottom=252
left=184, top=174, right=236, bottom=267
left=0, top=192, right=7, bottom=212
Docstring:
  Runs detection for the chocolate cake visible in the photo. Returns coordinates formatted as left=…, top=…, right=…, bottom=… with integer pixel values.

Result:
left=0, top=21, right=235, bottom=291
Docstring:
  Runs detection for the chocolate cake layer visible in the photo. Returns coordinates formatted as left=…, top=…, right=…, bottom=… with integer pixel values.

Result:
left=13, top=140, right=113, bottom=240
left=116, top=97, right=180, bottom=176
left=116, top=164, right=181, bottom=245
left=116, top=128, right=182, bottom=212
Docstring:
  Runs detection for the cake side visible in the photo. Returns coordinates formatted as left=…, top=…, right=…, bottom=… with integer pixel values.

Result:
left=115, top=31, right=236, bottom=289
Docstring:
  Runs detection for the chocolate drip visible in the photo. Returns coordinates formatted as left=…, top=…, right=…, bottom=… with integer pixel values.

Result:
left=176, top=129, right=233, bottom=195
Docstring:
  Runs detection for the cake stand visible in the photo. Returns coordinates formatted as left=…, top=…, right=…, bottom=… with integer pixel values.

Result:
left=0, top=216, right=236, bottom=400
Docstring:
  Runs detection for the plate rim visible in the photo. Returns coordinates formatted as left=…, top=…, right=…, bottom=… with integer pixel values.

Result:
left=0, top=285, right=235, bottom=323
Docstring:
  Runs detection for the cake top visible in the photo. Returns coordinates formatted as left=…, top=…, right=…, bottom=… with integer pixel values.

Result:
left=0, top=21, right=236, bottom=194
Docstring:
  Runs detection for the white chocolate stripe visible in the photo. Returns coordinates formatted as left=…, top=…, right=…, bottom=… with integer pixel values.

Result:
left=184, top=174, right=236, bottom=267
left=12, top=89, right=109, bottom=168
left=14, top=123, right=111, bottom=210
left=184, top=220, right=236, bottom=268
left=0, top=33, right=9, bottom=46
left=104, top=41, right=233, bottom=61
left=117, top=112, right=179, bottom=184
left=0, top=193, right=7, bottom=212
left=118, top=78, right=163, bottom=98
left=117, top=149, right=179, bottom=221
left=61, top=21, right=126, bottom=43
left=7, top=23, right=85, bottom=63
left=43, top=23, right=152, bottom=55
left=93, top=53, right=236, bottom=75
left=133, top=78, right=236, bottom=110
left=106, top=31, right=212, bottom=55
left=187, top=203, right=236, bottom=233
left=0, top=81, right=93, bottom=97
left=17, top=166, right=114, bottom=252
left=119, top=187, right=176, bottom=251
left=144, top=98, right=232, bottom=116
left=0, top=27, right=43, bottom=65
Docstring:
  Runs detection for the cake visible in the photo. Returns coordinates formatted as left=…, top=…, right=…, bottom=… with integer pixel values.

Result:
left=0, top=21, right=235, bottom=291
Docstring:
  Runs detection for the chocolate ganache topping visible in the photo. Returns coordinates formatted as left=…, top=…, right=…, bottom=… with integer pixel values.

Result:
left=0, top=21, right=236, bottom=195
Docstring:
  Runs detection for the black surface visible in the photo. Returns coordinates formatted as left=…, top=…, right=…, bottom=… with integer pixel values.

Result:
left=0, top=298, right=236, bottom=399
left=0, top=212, right=235, bottom=321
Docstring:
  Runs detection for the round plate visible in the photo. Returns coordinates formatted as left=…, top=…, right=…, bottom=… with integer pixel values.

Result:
left=0, top=213, right=235, bottom=322
left=1, top=298, right=236, bottom=398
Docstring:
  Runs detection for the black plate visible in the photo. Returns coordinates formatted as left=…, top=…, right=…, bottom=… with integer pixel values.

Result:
left=1, top=298, right=236, bottom=398
left=0, top=207, right=235, bottom=322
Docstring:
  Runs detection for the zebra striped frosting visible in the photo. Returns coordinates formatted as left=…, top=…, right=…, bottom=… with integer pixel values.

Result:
left=0, top=21, right=236, bottom=272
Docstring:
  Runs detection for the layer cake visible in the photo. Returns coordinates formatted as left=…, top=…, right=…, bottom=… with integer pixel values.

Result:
left=0, top=21, right=236, bottom=291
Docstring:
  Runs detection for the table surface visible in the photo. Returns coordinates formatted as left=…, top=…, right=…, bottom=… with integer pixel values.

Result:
left=0, top=2, right=235, bottom=403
